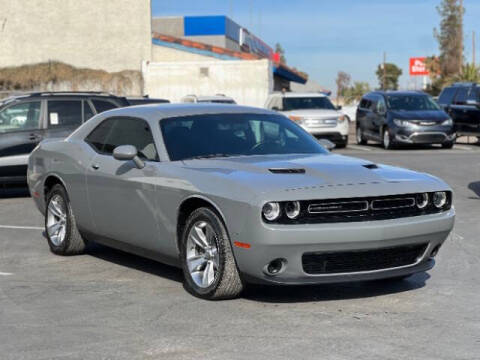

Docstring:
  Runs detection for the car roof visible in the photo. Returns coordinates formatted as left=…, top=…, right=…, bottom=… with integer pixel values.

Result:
left=367, top=90, right=428, bottom=97
left=269, top=92, right=327, bottom=98
left=100, top=103, right=274, bottom=120
left=0, top=91, right=124, bottom=105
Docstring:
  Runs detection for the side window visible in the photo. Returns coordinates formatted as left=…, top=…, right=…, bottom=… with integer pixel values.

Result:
left=0, top=101, right=41, bottom=133
left=438, top=87, right=456, bottom=104
left=47, top=100, right=82, bottom=127
left=377, top=97, right=386, bottom=113
left=83, top=101, right=95, bottom=122
left=467, top=87, right=480, bottom=102
left=453, top=87, right=469, bottom=105
left=92, top=99, right=118, bottom=114
left=369, top=97, right=378, bottom=112
left=85, top=118, right=116, bottom=153
left=102, top=118, right=158, bottom=161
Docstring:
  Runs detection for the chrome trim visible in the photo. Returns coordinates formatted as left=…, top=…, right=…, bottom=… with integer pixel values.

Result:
left=370, top=197, right=415, bottom=210
left=308, top=200, right=369, bottom=214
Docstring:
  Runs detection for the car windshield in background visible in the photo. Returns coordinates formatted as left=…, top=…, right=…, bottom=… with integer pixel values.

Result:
left=386, top=95, right=441, bottom=111
left=282, top=97, right=336, bottom=111
left=198, top=100, right=235, bottom=104
left=161, top=113, right=328, bottom=161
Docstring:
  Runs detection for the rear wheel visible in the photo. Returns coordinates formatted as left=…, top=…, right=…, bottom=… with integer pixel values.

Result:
left=45, top=184, right=86, bottom=255
left=356, top=126, right=367, bottom=145
left=180, top=207, right=243, bottom=300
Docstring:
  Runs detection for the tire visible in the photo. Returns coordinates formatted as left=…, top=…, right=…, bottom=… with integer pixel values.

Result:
left=382, top=128, right=395, bottom=150
left=336, top=137, right=348, bottom=149
left=45, top=184, right=86, bottom=255
left=180, top=207, right=243, bottom=300
left=356, top=126, right=367, bottom=145
left=441, top=141, right=454, bottom=149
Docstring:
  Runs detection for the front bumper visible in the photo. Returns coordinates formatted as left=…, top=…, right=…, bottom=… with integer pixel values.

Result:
left=392, top=125, right=456, bottom=144
left=232, top=208, right=455, bottom=285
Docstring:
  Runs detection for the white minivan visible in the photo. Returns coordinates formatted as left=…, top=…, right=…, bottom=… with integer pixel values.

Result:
left=264, top=92, right=349, bottom=148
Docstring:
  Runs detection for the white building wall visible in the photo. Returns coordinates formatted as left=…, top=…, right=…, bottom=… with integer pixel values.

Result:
left=0, top=0, right=152, bottom=72
left=143, top=59, right=273, bottom=108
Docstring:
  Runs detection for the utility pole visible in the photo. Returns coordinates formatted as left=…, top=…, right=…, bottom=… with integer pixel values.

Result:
left=383, top=52, right=387, bottom=90
left=459, top=0, right=464, bottom=72
left=473, top=30, right=476, bottom=66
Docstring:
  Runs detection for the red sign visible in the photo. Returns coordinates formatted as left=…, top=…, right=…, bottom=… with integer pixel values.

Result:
left=409, top=57, right=429, bottom=76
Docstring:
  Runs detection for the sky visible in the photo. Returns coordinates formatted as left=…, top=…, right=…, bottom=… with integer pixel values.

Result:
left=152, top=0, right=480, bottom=93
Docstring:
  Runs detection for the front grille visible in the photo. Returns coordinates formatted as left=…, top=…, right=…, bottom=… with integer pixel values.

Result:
left=305, top=118, right=337, bottom=128
left=266, top=192, right=452, bottom=224
left=302, top=243, right=428, bottom=274
left=410, top=133, right=446, bottom=143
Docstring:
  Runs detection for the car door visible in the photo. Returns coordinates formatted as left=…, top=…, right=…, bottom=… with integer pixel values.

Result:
left=85, top=116, right=162, bottom=252
left=0, top=100, right=43, bottom=174
left=364, top=96, right=379, bottom=138
left=44, top=99, right=84, bottom=140
left=450, top=87, right=469, bottom=133
left=464, top=87, right=480, bottom=134
left=372, top=95, right=387, bottom=135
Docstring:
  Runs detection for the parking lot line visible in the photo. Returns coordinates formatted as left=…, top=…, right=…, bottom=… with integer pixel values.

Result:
left=0, top=272, right=13, bottom=276
left=347, top=145, right=373, bottom=151
left=454, top=145, right=473, bottom=151
left=0, top=225, right=43, bottom=230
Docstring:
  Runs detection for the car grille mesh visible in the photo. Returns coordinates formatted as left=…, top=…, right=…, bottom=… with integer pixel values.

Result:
left=302, top=243, right=428, bottom=274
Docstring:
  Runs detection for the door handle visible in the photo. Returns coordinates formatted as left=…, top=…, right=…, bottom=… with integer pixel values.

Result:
left=29, top=133, right=41, bottom=141
left=91, top=164, right=100, bottom=170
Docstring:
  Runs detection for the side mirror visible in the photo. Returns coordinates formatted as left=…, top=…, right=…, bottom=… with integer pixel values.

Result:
left=271, top=106, right=280, bottom=111
left=318, top=138, right=336, bottom=151
left=113, top=145, right=145, bottom=169
left=336, top=105, right=342, bottom=110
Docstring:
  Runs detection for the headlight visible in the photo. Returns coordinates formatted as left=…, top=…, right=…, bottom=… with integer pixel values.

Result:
left=416, top=193, right=429, bottom=209
left=441, top=118, right=453, bottom=126
left=432, top=192, right=447, bottom=208
left=262, top=202, right=281, bottom=221
left=285, top=201, right=301, bottom=219
left=288, top=115, right=304, bottom=124
left=393, top=119, right=411, bottom=127
left=337, top=115, right=346, bottom=123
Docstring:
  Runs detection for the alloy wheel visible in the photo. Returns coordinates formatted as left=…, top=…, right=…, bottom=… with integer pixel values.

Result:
left=383, top=130, right=390, bottom=149
left=46, top=195, right=67, bottom=246
left=186, top=221, right=220, bottom=288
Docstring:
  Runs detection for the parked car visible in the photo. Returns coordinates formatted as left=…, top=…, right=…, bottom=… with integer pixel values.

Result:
left=356, top=91, right=455, bottom=149
left=265, top=92, right=349, bottom=148
left=28, top=104, right=454, bottom=300
left=126, top=96, right=170, bottom=106
left=437, top=82, right=480, bottom=138
left=181, top=94, right=236, bottom=104
left=0, top=92, right=129, bottom=186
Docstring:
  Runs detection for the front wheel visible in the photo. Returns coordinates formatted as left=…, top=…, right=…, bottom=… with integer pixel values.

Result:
left=356, top=126, right=367, bottom=145
left=45, top=184, right=86, bottom=255
left=382, top=128, right=395, bottom=150
left=180, top=207, right=243, bottom=300
left=441, top=141, right=454, bottom=149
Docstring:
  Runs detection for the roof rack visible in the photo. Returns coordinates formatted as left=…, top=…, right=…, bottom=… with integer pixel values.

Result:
left=452, top=82, right=478, bottom=87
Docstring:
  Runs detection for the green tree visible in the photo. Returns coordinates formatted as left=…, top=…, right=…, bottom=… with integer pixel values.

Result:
left=434, top=0, right=464, bottom=78
left=335, top=71, right=351, bottom=105
left=343, top=82, right=371, bottom=104
left=376, top=63, right=402, bottom=90
left=452, top=63, right=480, bottom=82
left=274, top=43, right=286, bottom=64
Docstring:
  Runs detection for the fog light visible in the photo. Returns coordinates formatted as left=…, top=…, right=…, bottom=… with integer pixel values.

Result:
left=433, top=192, right=447, bottom=208
left=264, top=258, right=287, bottom=276
left=416, top=193, right=429, bottom=209
left=285, top=201, right=301, bottom=219
left=262, top=202, right=281, bottom=221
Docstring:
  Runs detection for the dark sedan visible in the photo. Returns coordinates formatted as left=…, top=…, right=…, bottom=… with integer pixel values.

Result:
left=356, top=91, right=455, bottom=149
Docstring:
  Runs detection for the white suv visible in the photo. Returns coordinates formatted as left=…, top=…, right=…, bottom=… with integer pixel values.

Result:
left=181, top=94, right=236, bottom=104
left=264, top=92, right=349, bottom=148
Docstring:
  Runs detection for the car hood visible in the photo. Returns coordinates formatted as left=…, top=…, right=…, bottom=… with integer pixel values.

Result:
left=389, top=110, right=449, bottom=122
left=181, top=153, right=449, bottom=202
left=280, top=109, right=341, bottom=118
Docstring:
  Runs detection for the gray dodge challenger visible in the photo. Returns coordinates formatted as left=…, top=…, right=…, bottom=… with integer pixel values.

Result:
left=27, top=104, right=455, bottom=299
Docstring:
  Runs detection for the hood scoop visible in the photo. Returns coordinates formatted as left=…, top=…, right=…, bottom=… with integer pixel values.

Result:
left=363, top=164, right=379, bottom=170
left=269, top=168, right=306, bottom=174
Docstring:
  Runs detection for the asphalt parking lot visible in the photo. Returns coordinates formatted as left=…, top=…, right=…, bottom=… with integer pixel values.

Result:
left=1, top=142, right=479, bottom=360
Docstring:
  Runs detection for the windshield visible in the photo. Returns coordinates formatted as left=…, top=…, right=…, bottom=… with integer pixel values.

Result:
left=282, top=97, right=336, bottom=111
left=161, top=113, right=328, bottom=161
left=386, top=95, right=440, bottom=111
